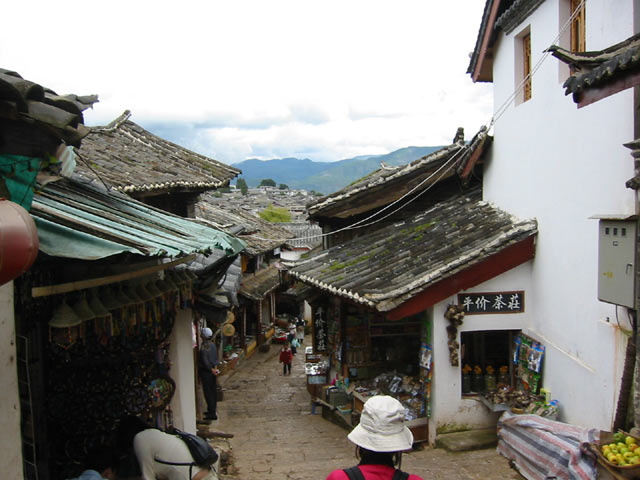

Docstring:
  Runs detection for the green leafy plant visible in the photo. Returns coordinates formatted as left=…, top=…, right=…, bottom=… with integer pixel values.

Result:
left=258, top=204, right=291, bottom=223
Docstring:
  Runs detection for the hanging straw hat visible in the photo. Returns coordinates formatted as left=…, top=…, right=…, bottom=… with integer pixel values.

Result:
left=347, top=395, right=413, bottom=452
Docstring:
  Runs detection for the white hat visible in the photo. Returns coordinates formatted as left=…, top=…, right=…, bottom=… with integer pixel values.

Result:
left=347, top=395, right=413, bottom=452
left=201, top=327, right=213, bottom=338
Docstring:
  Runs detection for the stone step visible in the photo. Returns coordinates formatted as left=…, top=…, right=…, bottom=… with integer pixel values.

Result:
left=435, top=427, right=498, bottom=452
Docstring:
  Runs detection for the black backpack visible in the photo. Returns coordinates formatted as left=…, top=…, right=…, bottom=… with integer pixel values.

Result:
left=343, top=466, right=409, bottom=480
left=155, top=427, right=219, bottom=477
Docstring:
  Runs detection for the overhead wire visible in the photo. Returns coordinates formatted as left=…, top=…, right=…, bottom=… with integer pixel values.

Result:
left=488, top=0, right=586, bottom=129
left=49, top=2, right=586, bottom=249
left=247, top=2, right=588, bottom=247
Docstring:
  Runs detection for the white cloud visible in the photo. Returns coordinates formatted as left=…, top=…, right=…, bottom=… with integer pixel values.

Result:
left=2, top=0, right=493, bottom=164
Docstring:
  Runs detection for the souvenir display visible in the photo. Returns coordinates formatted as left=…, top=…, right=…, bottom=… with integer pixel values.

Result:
left=36, top=273, right=184, bottom=479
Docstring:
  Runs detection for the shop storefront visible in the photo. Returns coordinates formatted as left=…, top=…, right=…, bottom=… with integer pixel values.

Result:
left=16, top=264, right=197, bottom=480
left=308, top=297, right=432, bottom=443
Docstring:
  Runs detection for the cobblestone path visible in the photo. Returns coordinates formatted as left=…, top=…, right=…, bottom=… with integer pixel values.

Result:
left=212, top=341, right=522, bottom=480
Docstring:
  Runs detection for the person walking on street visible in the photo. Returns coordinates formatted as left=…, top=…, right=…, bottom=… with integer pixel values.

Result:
left=325, top=395, right=423, bottom=480
left=291, top=336, right=300, bottom=355
left=199, top=327, right=219, bottom=421
left=296, top=316, right=305, bottom=344
left=286, top=325, right=296, bottom=354
left=279, top=342, right=293, bottom=375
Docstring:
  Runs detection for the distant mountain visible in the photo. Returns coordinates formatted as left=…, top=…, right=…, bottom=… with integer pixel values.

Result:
left=232, top=146, right=443, bottom=195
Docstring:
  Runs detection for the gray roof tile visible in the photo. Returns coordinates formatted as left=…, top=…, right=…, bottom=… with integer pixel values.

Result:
left=290, top=188, right=537, bottom=312
left=0, top=68, right=97, bottom=147
left=549, top=33, right=640, bottom=98
left=306, top=128, right=489, bottom=220
left=195, top=194, right=291, bottom=256
left=75, top=111, right=241, bottom=194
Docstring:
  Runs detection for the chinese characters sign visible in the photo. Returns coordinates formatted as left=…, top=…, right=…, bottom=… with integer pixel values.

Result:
left=313, top=306, right=328, bottom=353
left=457, top=291, right=524, bottom=314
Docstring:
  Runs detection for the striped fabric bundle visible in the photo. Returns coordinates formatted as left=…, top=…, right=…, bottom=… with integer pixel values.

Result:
left=497, top=411, right=599, bottom=480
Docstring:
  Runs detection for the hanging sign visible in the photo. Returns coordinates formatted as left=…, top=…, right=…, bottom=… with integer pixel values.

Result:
left=312, top=305, right=328, bottom=353
left=457, top=291, right=525, bottom=314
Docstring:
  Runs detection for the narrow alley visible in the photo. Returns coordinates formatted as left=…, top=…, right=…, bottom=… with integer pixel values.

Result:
left=210, top=340, right=522, bottom=480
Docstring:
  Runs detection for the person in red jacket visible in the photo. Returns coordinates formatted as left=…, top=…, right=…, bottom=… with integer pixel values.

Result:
left=325, top=395, right=423, bottom=480
left=279, top=342, right=293, bottom=375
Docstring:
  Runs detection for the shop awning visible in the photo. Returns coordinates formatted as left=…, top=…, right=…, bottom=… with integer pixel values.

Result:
left=31, top=177, right=246, bottom=260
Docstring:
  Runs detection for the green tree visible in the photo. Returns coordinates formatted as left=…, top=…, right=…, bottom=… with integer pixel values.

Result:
left=236, top=178, right=248, bottom=195
left=259, top=178, right=276, bottom=187
left=279, top=183, right=289, bottom=190
left=258, top=204, right=291, bottom=223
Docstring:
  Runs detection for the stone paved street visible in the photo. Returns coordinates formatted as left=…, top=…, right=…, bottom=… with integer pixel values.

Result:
left=210, top=340, right=523, bottom=480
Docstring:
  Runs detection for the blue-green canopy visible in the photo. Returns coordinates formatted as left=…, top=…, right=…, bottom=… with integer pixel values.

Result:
left=31, top=178, right=245, bottom=260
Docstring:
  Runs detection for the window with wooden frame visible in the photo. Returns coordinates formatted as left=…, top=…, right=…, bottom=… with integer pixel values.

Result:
left=570, top=0, right=586, bottom=52
left=523, top=32, right=532, bottom=102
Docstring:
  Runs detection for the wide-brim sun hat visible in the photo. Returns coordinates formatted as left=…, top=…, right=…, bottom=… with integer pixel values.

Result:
left=201, top=327, right=213, bottom=338
left=347, top=395, right=413, bottom=452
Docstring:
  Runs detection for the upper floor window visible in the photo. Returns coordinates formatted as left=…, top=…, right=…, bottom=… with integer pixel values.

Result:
left=523, top=33, right=532, bottom=101
left=570, top=0, right=586, bottom=52
left=515, top=26, right=532, bottom=104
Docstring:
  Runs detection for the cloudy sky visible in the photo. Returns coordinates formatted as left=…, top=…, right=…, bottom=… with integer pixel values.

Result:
left=2, top=1, right=492, bottom=164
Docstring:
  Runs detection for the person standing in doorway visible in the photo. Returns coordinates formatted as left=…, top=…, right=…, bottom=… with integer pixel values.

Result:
left=279, top=341, right=293, bottom=375
left=199, top=327, right=219, bottom=421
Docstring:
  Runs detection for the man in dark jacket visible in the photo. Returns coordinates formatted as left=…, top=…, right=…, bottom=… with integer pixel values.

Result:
left=199, top=327, right=219, bottom=421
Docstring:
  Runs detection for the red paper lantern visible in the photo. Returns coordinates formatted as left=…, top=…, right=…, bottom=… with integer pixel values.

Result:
left=0, top=199, right=39, bottom=285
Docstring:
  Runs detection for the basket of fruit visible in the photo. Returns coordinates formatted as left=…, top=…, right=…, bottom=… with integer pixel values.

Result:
left=589, top=430, right=640, bottom=478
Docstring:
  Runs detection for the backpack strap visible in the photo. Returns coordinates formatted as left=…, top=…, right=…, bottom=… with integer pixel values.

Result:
left=343, top=466, right=366, bottom=480
left=392, top=469, right=409, bottom=480
left=154, top=457, right=197, bottom=479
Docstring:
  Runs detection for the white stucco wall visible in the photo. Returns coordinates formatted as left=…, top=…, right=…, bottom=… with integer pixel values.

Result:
left=482, top=0, right=635, bottom=430
left=168, top=308, right=197, bottom=434
left=430, top=263, right=533, bottom=440
left=0, top=282, right=23, bottom=479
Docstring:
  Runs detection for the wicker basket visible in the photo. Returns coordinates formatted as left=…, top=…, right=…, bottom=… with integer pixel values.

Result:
left=588, top=430, right=640, bottom=479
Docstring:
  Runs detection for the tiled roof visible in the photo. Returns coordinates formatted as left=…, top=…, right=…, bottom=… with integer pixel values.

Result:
left=75, top=111, right=241, bottom=194
left=31, top=177, right=245, bottom=260
left=238, top=264, right=282, bottom=301
left=495, top=0, right=544, bottom=34
left=195, top=194, right=291, bottom=256
left=290, top=188, right=537, bottom=312
left=0, top=68, right=98, bottom=148
left=306, top=127, right=489, bottom=220
left=548, top=33, right=640, bottom=99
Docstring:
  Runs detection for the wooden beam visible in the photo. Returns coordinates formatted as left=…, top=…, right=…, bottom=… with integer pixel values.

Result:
left=472, top=0, right=502, bottom=83
left=460, top=135, right=488, bottom=180
left=386, top=236, right=535, bottom=320
left=577, top=70, right=640, bottom=108
left=31, top=254, right=196, bottom=297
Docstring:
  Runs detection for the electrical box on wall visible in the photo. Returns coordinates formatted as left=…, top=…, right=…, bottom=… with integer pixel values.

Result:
left=595, top=217, right=636, bottom=308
